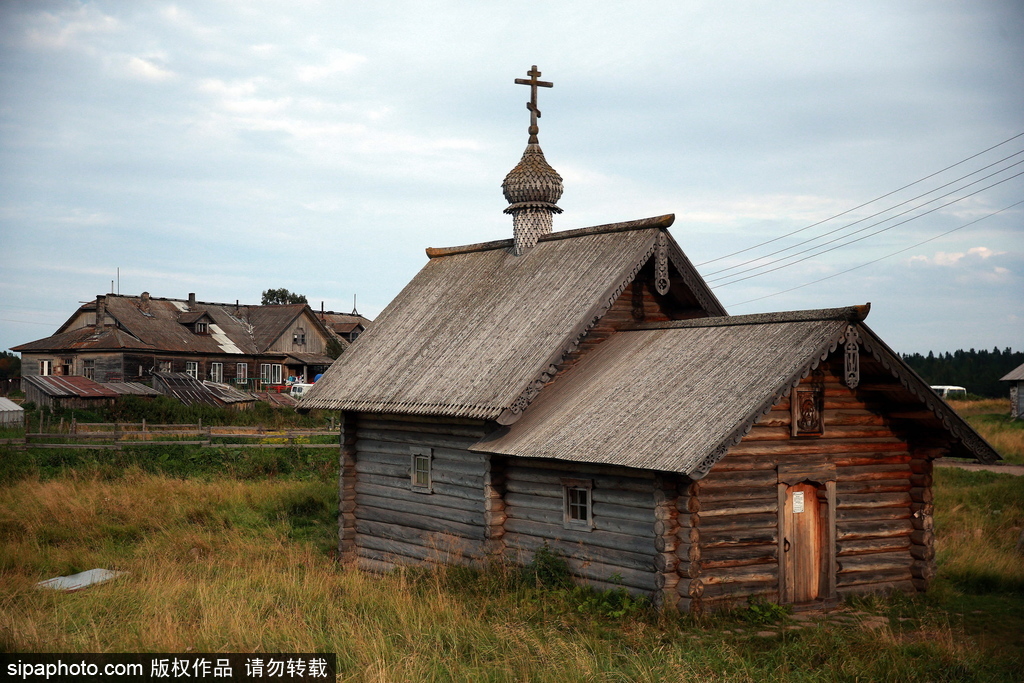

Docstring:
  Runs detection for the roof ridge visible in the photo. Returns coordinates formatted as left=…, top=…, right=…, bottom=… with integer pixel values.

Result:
left=626, top=304, right=871, bottom=331
left=425, top=214, right=675, bottom=258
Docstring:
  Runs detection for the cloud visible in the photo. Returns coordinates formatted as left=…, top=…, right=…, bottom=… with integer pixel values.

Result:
left=23, top=6, right=120, bottom=50
left=124, top=56, right=175, bottom=81
left=911, top=246, right=1007, bottom=266
left=295, top=51, right=367, bottom=82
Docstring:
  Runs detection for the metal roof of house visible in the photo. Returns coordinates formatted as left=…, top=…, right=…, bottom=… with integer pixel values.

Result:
left=300, top=215, right=725, bottom=419
left=151, top=372, right=221, bottom=406
left=102, top=382, right=162, bottom=396
left=1000, top=362, right=1024, bottom=382
left=472, top=306, right=1001, bottom=476
left=23, top=375, right=120, bottom=398
left=0, top=397, right=24, bottom=413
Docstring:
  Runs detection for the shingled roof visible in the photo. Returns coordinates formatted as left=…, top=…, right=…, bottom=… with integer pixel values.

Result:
left=471, top=306, right=1000, bottom=477
left=300, top=215, right=726, bottom=419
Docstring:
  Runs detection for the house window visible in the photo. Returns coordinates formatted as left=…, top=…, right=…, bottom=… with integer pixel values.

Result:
left=158, top=360, right=172, bottom=373
left=210, top=362, right=224, bottom=383
left=260, top=363, right=283, bottom=384
left=195, top=322, right=208, bottom=334
left=185, top=361, right=199, bottom=379
left=562, top=478, right=594, bottom=530
left=60, top=358, right=74, bottom=375
left=236, top=363, right=248, bottom=383
left=83, top=360, right=95, bottom=379
left=293, top=328, right=306, bottom=345
left=39, top=360, right=53, bottom=376
left=410, top=448, right=432, bottom=491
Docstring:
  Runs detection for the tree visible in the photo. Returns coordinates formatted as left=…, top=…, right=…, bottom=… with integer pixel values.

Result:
left=261, top=288, right=308, bottom=306
left=0, top=351, right=19, bottom=380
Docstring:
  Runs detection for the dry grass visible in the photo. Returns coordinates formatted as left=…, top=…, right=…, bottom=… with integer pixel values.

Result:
left=947, top=398, right=1024, bottom=464
left=2, top=470, right=1022, bottom=681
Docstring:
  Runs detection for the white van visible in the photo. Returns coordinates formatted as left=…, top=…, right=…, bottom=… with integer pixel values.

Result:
left=289, top=383, right=315, bottom=399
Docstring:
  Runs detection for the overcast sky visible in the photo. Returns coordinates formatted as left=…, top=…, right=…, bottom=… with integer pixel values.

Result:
left=1, top=1, right=1022, bottom=357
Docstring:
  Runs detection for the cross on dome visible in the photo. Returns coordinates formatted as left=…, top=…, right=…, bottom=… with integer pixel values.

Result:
left=515, top=65, right=553, bottom=143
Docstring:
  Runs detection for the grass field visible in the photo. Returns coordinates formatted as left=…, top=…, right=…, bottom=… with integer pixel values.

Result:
left=1, top=463, right=1022, bottom=680
left=947, top=398, right=1024, bottom=464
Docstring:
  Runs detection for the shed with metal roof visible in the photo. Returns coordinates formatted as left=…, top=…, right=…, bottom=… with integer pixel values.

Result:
left=0, top=397, right=24, bottom=428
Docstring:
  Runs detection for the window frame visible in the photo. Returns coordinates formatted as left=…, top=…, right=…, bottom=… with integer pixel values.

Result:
left=83, top=359, right=95, bottom=380
left=39, top=359, right=52, bottom=376
left=410, top=447, right=433, bottom=492
left=210, top=362, right=224, bottom=383
left=236, top=363, right=248, bottom=384
left=185, top=361, right=199, bottom=379
left=561, top=478, right=594, bottom=531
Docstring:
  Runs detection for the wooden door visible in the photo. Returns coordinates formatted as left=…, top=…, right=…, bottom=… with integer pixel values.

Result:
left=783, top=482, right=822, bottom=603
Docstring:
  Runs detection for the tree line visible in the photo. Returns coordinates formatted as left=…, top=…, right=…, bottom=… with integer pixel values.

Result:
left=901, top=347, right=1023, bottom=398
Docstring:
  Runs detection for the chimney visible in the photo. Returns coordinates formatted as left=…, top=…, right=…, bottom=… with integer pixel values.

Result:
left=96, top=295, right=107, bottom=327
left=140, top=291, right=150, bottom=313
left=188, top=292, right=196, bottom=309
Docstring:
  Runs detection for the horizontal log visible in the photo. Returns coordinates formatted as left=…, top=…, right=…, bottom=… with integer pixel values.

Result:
left=836, top=492, right=912, bottom=509
left=836, top=570, right=913, bottom=588
left=355, top=444, right=487, bottom=473
left=700, top=545, right=777, bottom=569
left=699, top=513, right=777, bottom=533
left=676, top=496, right=701, bottom=514
left=357, top=534, right=485, bottom=563
left=355, top=458, right=484, bottom=487
left=700, top=527, right=777, bottom=549
left=700, top=579, right=778, bottom=600
left=909, top=530, right=934, bottom=546
left=675, top=543, right=701, bottom=563
left=836, top=519, right=913, bottom=540
left=696, top=469, right=778, bottom=490
left=910, top=514, right=934, bottom=531
left=504, top=533, right=655, bottom=572
left=562, top=557, right=655, bottom=592
left=503, top=518, right=654, bottom=555
left=505, top=501, right=655, bottom=536
left=654, top=572, right=679, bottom=592
left=697, top=487, right=778, bottom=505
left=837, top=537, right=911, bottom=556
left=836, top=507, right=911, bottom=523
left=702, top=456, right=778, bottom=473
left=909, top=487, right=933, bottom=503
left=911, top=560, right=936, bottom=581
left=836, top=580, right=915, bottom=599
left=837, top=551, right=911, bottom=574
left=358, top=417, right=487, bottom=439
left=836, top=479, right=911, bottom=495
left=355, top=481, right=482, bottom=513
left=357, top=493, right=483, bottom=526
left=356, top=504, right=484, bottom=540
left=356, top=519, right=474, bottom=550
left=910, top=545, right=934, bottom=561
left=699, top=500, right=777, bottom=518
left=356, top=427, right=481, bottom=451
left=676, top=578, right=705, bottom=599
left=654, top=552, right=678, bottom=573
left=677, top=527, right=700, bottom=546
left=836, top=464, right=912, bottom=482
left=743, top=425, right=903, bottom=442
left=675, top=513, right=700, bottom=530
left=701, top=564, right=777, bottom=585
left=507, top=457, right=655, bottom=479
left=360, top=412, right=486, bottom=427
left=505, top=466, right=655, bottom=493
left=360, top=471, right=482, bottom=502
left=729, top=439, right=907, bottom=457
left=357, top=557, right=399, bottom=574
left=358, top=545, right=473, bottom=568
left=654, top=535, right=679, bottom=553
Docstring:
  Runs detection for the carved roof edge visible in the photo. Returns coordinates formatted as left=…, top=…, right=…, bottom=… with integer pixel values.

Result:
left=855, top=323, right=1002, bottom=464
left=425, top=214, right=675, bottom=258
left=663, top=238, right=728, bottom=317
left=688, top=323, right=851, bottom=479
left=628, top=304, right=871, bottom=331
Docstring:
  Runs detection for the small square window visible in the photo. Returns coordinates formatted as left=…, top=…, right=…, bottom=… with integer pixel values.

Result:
left=410, top=447, right=432, bottom=492
left=562, top=478, right=594, bottom=530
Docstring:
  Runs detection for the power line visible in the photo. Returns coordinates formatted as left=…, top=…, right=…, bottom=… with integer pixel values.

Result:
left=702, top=148, right=1024, bottom=277
left=695, top=130, right=1024, bottom=267
left=709, top=167, right=1024, bottom=286
left=711, top=168, right=1024, bottom=287
left=725, top=198, right=1024, bottom=308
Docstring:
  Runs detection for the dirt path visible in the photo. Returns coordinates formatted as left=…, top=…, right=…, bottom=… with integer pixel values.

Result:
left=935, top=461, right=1024, bottom=476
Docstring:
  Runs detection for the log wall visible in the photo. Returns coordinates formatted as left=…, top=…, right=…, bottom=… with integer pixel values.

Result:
left=685, top=359, right=927, bottom=612
left=502, top=458, right=663, bottom=594
left=351, top=413, right=492, bottom=571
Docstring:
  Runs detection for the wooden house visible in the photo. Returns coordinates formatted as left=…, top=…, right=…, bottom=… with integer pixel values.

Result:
left=299, top=68, right=1000, bottom=612
left=13, top=292, right=339, bottom=388
left=1001, top=362, right=1024, bottom=420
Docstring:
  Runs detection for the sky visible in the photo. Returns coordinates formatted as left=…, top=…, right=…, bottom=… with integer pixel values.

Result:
left=1, top=1, right=1022, bottom=357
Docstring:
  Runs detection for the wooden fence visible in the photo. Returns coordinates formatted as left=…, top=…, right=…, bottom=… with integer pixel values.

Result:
left=8, top=421, right=340, bottom=450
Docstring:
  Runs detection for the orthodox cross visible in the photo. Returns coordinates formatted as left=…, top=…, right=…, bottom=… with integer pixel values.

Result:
left=515, top=65, right=553, bottom=143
